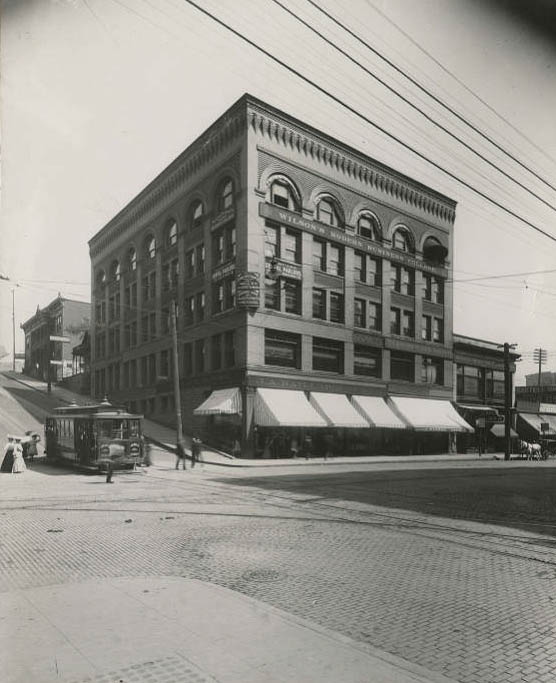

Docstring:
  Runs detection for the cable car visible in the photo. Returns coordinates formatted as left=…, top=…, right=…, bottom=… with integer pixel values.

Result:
left=45, top=399, right=144, bottom=471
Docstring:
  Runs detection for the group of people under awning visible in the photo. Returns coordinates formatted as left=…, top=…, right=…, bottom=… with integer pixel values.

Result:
left=193, top=388, right=475, bottom=458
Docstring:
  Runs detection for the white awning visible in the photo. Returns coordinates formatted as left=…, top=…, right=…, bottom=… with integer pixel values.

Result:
left=389, top=397, right=474, bottom=433
left=254, top=389, right=327, bottom=427
left=519, top=413, right=556, bottom=436
left=351, top=395, right=406, bottom=429
left=193, top=388, right=242, bottom=416
left=457, top=404, right=499, bottom=414
left=309, top=392, right=369, bottom=428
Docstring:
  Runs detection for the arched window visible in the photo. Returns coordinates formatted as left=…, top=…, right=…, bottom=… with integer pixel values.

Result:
left=189, top=200, right=204, bottom=230
left=110, top=260, right=121, bottom=282
left=166, top=220, right=178, bottom=247
left=144, top=234, right=156, bottom=260
left=423, top=236, right=448, bottom=265
left=96, top=269, right=106, bottom=288
left=316, top=197, right=342, bottom=227
left=357, top=214, right=381, bottom=242
left=128, top=247, right=137, bottom=271
left=392, top=227, right=413, bottom=253
left=218, top=178, right=234, bottom=211
left=268, top=179, right=299, bottom=212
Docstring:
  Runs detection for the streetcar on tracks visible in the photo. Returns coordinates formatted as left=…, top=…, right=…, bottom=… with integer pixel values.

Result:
left=44, top=399, right=145, bottom=472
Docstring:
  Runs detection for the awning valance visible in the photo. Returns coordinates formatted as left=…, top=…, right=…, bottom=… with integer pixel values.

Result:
left=351, top=395, right=406, bottom=429
left=309, top=392, right=369, bottom=428
left=389, top=397, right=474, bottom=433
left=254, top=389, right=327, bottom=427
left=457, top=404, right=499, bottom=415
left=518, top=413, right=556, bottom=436
left=193, top=388, right=242, bottom=416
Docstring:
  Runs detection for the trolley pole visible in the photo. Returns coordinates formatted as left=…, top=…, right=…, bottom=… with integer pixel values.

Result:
left=12, top=287, right=16, bottom=372
left=170, top=299, right=185, bottom=454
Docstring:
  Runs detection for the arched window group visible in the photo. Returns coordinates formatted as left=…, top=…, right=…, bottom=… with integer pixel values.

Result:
left=357, top=214, right=381, bottom=242
left=128, top=247, right=137, bottom=271
left=144, top=234, right=156, bottom=260
left=392, top=227, right=414, bottom=253
left=166, top=220, right=178, bottom=247
left=96, top=269, right=106, bottom=288
left=110, top=260, right=121, bottom=282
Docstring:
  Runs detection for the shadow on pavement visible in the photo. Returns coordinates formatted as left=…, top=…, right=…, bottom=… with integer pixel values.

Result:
left=218, top=467, right=556, bottom=539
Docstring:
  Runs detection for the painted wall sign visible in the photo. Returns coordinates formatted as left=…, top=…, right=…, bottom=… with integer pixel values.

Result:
left=236, top=271, right=261, bottom=309
left=211, top=207, right=235, bottom=231
left=259, top=203, right=448, bottom=276
left=265, top=259, right=302, bottom=281
left=211, top=262, right=235, bottom=282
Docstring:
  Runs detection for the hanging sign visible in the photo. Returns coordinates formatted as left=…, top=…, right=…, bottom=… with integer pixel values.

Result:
left=236, top=272, right=260, bottom=310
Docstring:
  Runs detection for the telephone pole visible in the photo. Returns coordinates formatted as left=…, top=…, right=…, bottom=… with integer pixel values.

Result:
left=170, top=299, right=185, bottom=454
left=533, top=348, right=547, bottom=388
left=12, top=288, right=16, bottom=372
left=502, top=342, right=517, bottom=461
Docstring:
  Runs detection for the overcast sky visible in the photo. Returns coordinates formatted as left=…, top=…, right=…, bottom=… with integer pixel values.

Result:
left=2, top=0, right=556, bottom=382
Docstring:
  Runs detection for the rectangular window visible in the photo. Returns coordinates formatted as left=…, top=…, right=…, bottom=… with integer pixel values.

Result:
left=283, top=229, right=301, bottom=263
left=391, top=264, right=401, bottom=293
left=368, top=302, right=382, bottom=331
left=329, top=292, right=344, bottom=323
left=142, top=315, right=148, bottom=343
left=170, top=258, right=179, bottom=288
left=161, top=307, right=170, bottom=335
left=196, top=245, right=205, bottom=274
left=390, top=307, right=401, bottom=335
left=354, top=252, right=365, bottom=282
left=226, top=226, right=236, bottom=260
left=313, top=238, right=326, bottom=271
left=213, top=283, right=224, bottom=314
left=224, top=277, right=235, bottom=310
left=212, top=334, right=222, bottom=370
left=354, top=345, right=381, bottom=377
left=196, top=292, right=205, bottom=322
left=327, top=244, right=344, bottom=276
left=422, top=315, right=432, bottom=341
left=160, top=349, right=170, bottom=378
left=284, top=279, right=301, bottom=315
left=391, top=351, right=414, bottom=382
left=212, top=233, right=224, bottom=265
left=185, top=296, right=195, bottom=325
left=265, top=279, right=280, bottom=310
left=186, top=250, right=195, bottom=279
left=148, top=353, right=156, bottom=384
left=486, top=369, right=505, bottom=399
left=162, top=263, right=170, bottom=292
left=424, top=274, right=445, bottom=304
left=313, top=337, right=343, bottom=373
left=195, top=339, right=205, bottom=374
left=433, top=317, right=444, bottom=343
left=264, top=224, right=279, bottom=258
left=129, top=359, right=137, bottom=387
left=422, top=357, right=444, bottom=385
left=402, top=311, right=414, bottom=337
left=224, top=330, right=235, bottom=367
left=313, top=289, right=327, bottom=320
left=141, top=357, right=148, bottom=386
left=264, top=329, right=301, bottom=368
left=368, top=257, right=381, bottom=287
left=149, top=313, right=156, bottom=340
left=354, top=298, right=365, bottom=328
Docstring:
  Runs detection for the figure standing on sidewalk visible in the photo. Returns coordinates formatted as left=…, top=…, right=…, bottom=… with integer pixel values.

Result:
left=191, top=437, right=202, bottom=468
left=1, top=437, right=15, bottom=473
left=175, top=442, right=187, bottom=470
left=105, top=459, right=115, bottom=483
left=12, top=440, right=26, bottom=474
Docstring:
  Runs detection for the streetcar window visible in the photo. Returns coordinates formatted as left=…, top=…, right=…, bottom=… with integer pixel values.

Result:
left=129, top=420, right=140, bottom=438
left=98, top=420, right=112, bottom=438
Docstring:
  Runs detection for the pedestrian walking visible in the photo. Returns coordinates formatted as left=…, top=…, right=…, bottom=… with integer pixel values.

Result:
left=105, top=459, right=115, bottom=483
left=232, top=438, right=241, bottom=458
left=303, top=434, right=313, bottom=460
left=1, top=436, right=15, bottom=473
left=175, top=441, right=187, bottom=470
left=12, top=440, right=26, bottom=474
left=26, top=433, right=38, bottom=466
left=191, top=437, right=202, bottom=468
left=141, top=436, right=152, bottom=467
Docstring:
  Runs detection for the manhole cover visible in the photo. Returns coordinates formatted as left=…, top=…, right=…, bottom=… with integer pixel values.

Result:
left=242, top=569, right=281, bottom=582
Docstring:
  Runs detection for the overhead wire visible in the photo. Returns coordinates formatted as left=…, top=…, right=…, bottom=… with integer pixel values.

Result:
left=270, top=0, right=556, bottom=211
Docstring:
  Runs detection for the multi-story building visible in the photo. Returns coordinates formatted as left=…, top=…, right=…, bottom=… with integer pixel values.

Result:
left=21, top=296, right=91, bottom=382
left=453, top=333, right=520, bottom=451
left=89, top=94, right=474, bottom=457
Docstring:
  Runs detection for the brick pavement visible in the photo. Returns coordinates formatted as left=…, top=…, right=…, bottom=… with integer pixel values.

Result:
left=2, top=466, right=556, bottom=683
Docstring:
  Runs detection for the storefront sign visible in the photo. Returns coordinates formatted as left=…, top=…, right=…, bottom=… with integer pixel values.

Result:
left=211, top=262, right=235, bottom=282
left=236, top=272, right=260, bottom=309
left=211, top=207, right=235, bottom=231
left=259, top=203, right=448, bottom=276
left=265, top=259, right=302, bottom=280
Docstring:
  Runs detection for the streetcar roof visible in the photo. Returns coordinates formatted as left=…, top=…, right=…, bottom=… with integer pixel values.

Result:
left=47, top=402, right=142, bottom=419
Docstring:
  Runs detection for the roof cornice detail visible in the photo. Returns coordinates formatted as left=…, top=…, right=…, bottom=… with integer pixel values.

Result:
left=248, top=109, right=456, bottom=223
left=89, top=109, right=246, bottom=259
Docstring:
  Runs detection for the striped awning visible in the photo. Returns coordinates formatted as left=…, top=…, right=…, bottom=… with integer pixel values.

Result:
left=518, top=413, right=556, bottom=436
left=389, top=397, right=474, bottom=433
left=254, top=389, right=327, bottom=427
left=193, top=388, right=242, bottom=416
left=351, top=395, right=406, bottom=429
left=309, top=392, right=369, bottom=428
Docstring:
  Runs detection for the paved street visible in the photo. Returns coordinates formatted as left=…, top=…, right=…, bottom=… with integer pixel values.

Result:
left=2, top=374, right=556, bottom=682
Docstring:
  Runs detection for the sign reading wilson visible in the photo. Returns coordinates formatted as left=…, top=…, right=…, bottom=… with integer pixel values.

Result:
left=236, top=271, right=260, bottom=310
left=259, top=203, right=447, bottom=275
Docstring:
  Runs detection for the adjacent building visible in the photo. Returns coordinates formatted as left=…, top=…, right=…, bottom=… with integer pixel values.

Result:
left=89, top=94, right=475, bottom=458
left=21, top=296, right=91, bottom=382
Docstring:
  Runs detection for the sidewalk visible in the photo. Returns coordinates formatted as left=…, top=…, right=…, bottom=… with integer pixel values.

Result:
left=3, top=576, right=456, bottom=683
left=3, top=371, right=512, bottom=469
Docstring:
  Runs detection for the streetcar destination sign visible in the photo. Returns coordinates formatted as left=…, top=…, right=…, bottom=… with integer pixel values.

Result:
left=50, top=335, right=71, bottom=343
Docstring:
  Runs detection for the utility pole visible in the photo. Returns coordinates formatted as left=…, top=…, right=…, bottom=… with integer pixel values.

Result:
left=502, top=342, right=517, bottom=461
left=170, top=299, right=185, bottom=455
left=533, top=347, right=547, bottom=389
left=47, top=316, right=52, bottom=394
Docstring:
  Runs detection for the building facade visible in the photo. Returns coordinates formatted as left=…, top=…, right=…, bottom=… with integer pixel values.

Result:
left=21, top=296, right=91, bottom=383
left=89, top=94, right=473, bottom=458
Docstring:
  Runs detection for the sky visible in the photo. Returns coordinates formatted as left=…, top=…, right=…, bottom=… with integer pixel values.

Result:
left=1, top=0, right=556, bottom=383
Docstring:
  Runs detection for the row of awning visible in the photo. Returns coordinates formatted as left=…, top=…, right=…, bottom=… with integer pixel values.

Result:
left=518, top=412, right=556, bottom=436
left=194, top=388, right=474, bottom=433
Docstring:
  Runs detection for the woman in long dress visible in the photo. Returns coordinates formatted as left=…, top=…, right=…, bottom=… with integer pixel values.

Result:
left=12, top=441, right=26, bottom=474
left=1, top=438, right=15, bottom=473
